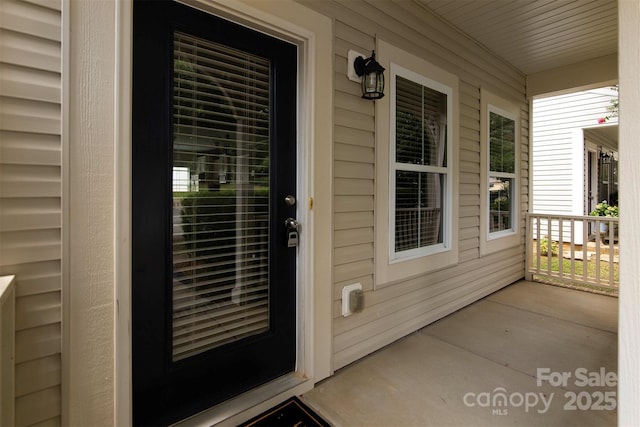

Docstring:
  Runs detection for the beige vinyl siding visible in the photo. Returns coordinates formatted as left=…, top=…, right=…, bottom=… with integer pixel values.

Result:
left=532, top=88, right=617, bottom=215
left=299, top=0, right=528, bottom=370
left=0, top=0, right=62, bottom=425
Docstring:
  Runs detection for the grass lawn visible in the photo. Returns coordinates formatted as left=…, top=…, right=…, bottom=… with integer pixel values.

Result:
left=530, top=254, right=619, bottom=295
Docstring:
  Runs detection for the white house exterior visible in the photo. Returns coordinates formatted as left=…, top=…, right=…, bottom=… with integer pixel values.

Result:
left=531, top=87, right=618, bottom=243
left=1, top=0, right=639, bottom=425
left=532, top=87, right=618, bottom=215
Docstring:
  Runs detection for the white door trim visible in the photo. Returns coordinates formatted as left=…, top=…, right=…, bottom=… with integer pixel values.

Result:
left=112, top=0, right=333, bottom=425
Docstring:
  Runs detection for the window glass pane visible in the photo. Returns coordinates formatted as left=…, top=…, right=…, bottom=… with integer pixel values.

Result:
left=395, top=171, right=443, bottom=252
left=489, top=111, right=515, bottom=173
left=489, top=176, right=512, bottom=233
left=172, top=32, right=270, bottom=361
left=396, top=76, right=447, bottom=167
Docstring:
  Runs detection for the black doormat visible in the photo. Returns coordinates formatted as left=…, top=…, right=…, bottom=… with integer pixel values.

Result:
left=239, top=396, right=331, bottom=427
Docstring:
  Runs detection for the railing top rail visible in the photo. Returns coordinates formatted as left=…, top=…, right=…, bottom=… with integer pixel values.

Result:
left=526, top=212, right=619, bottom=222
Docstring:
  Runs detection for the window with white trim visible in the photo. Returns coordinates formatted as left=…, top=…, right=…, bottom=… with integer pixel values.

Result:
left=488, top=109, right=516, bottom=236
left=480, top=89, right=520, bottom=255
left=374, top=40, right=458, bottom=286
left=391, top=69, right=452, bottom=260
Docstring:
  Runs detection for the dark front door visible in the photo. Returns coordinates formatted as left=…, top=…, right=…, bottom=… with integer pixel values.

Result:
left=132, top=1, right=298, bottom=424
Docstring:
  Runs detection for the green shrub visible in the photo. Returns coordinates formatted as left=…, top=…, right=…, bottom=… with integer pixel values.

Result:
left=539, top=236, right=559, bottom=257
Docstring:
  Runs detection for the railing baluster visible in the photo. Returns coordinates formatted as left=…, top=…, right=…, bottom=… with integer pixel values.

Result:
left=582, top=218, right=588, bottom=283
left=558, top=218, right=564, bottom=278
left=570, top=220, right=575, bottom=281
left=546, top=216, right=552, bottom=276
left=595, top=218, right=601, bottom=286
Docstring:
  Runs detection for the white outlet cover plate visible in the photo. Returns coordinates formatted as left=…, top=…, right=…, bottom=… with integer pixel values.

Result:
left=342, top=282, right=363, bottom=317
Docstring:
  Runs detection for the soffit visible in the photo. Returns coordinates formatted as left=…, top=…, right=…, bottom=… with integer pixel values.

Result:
left=417, top=0, right=618, bottom=75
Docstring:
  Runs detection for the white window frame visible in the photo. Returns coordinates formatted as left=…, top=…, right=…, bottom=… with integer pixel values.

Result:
left=375, top=40, right=459, bottom=287
left=480, top=89, right=520, bottom=255
left=390, top=65, right=453, bottom=261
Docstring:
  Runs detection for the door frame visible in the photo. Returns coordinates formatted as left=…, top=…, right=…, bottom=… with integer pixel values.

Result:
left=110, top=0, right=333, bottom=425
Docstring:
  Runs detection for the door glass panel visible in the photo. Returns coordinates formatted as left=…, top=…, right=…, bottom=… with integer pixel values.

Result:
left=172, top=32, right=270, bottom=361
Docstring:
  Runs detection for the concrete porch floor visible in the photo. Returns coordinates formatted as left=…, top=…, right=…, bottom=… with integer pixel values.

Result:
left=301, top=280, right=618, bottom=426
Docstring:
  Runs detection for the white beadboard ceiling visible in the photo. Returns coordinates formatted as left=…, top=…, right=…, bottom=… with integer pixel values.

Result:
left=417, top=0, right=618, bottom=75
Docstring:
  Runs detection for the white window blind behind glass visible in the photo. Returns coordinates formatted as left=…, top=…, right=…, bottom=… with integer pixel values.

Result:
left=394, top=75, right=446, bottom=253
left=488, top=111, right=516, bottom=233
left=171, top=32, right=271, bottom=361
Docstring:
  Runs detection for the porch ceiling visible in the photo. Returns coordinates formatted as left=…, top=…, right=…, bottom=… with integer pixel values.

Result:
left=417, top=0, right=618, bottom=76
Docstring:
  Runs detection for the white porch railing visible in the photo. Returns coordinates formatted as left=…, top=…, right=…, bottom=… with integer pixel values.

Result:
left=526, top=214, right=619, bottom=294
left=0, top=275, right=15, bottom=427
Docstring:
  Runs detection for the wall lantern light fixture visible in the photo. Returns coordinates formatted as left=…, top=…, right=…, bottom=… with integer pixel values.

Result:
left=354, top=50, right=385, bottom=100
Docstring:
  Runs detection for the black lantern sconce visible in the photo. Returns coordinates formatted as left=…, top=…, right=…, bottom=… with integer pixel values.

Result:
left=354, top=50, right=385, bottom=100
left=601, top=151, right=611, bottom=164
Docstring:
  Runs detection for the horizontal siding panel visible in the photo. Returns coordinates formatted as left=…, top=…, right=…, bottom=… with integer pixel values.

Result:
left=334, top=126, right=374, bottom=148
left=459, top=225, right=478, bottom=241
left=459, top=159, right=479, bottom=174
left=0, top=0, right=61, bottom=42
left=459, top=247, right=479, bottom=263
left=335, top=88, right=374, bottom=116
left=15, top=354, right=61, bottom=397
left=335, top=227, right=373, bottom=248
left=0, top=63, right=60, bottom=103
left=334, top=259, right=374, bottom=284
left=334, top=35, right=373, bottom=62
left=2, top=184, right=59, bottom=208
left=459, top=236, right=479, bottom=252
left=460, top=194, right=479, bottom=207
left=334, top=71, right=362, bottom=98
left=334, top=142, right=374, bottom=164
left=31, top=416, right=62, bottom=427
left=0, top=164, right=61, bottom=198
left=459, top=215, right=479, bottom=229
left=334, top=243, right=374, bottom=266
left=459, top=172, right=480, bottom=185
left=334, top=195, right=374, bottom=212
left=0, top=131, right=61, bottom=166
left=459, top=205, right=480, bottom=218
left=459, top=183, right=479, bottom=195
left=15, top=323, right=61, bottom=364
left=334, top=160, right=374, bottom=179
left=15, top=386, right=60, bottom=426
left=0, top=28, right=60, bottom=72
left=23, top=0, right=61, bottom=12
left=459, top=126, right=480, bottom=143
left=0, top=229, right=60, bottom=266
left=459, top=148, right=479, bottom=163
left=335, top=211, right=374, bottom=230
left=334, top=107, right=374, bottom=131
left=15, top=291, right=60, bottom=331
left=0, top=211, right=60, bottom=232
left=334, top=178, right=373, bottom=196
left=335, top=20, right=372, bottom=52
left=0, top=96, right=60, bottom=134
